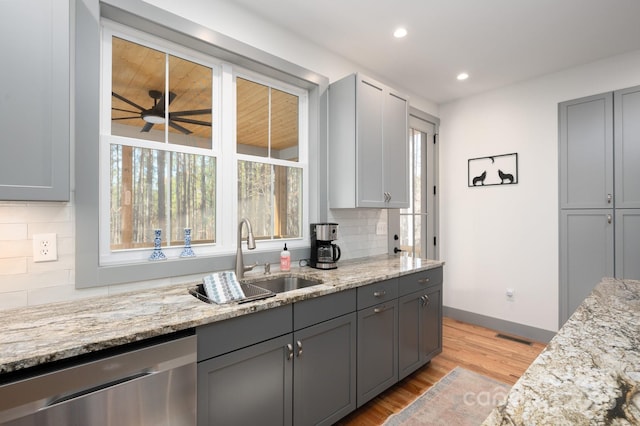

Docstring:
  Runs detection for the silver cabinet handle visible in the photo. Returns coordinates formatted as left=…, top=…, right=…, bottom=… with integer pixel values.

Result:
left=419, top=295, right=431, bottom=306
left=418, top=277, right=430, bottom=284
left=287, top=343, right=293, bottom=360
left=373, top=290, right=386, bottom=297
left=373, top=305, right=386, bottom=313
left=607, top=193, right=612, bottom=204
left=296, top=340, right=303, bottom=357
left=607, top=214, right=612, bottom=224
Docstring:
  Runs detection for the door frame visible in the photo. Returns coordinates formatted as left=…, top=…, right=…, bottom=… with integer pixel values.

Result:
left=388, top=107, right=440, bottom=259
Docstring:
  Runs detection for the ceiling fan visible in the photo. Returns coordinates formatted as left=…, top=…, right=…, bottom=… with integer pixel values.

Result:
left=112, top=90, right=212, bottom=135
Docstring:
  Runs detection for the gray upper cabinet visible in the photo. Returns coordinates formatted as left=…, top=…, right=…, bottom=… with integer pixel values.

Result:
left=614, top=86, right=640, bottom=209
left=329, top=73, right=409, bottom=208
left=559, top=93, right=613, bottom=209
left=0, top=0, right=70, bottom=201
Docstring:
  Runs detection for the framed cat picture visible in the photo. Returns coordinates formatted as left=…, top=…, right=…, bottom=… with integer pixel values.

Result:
left=468, top=153, right=518, bottom=187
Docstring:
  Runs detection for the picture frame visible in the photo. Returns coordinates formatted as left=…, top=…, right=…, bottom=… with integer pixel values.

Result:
left=468, top=153, right=518, bottom=187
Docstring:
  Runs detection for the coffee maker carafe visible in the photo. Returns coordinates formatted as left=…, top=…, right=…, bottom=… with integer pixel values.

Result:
left=310, top=223, right=341, bottom=269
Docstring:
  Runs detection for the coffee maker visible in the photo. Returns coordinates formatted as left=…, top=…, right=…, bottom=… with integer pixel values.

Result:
left=309, top=223, right=341, bottom=269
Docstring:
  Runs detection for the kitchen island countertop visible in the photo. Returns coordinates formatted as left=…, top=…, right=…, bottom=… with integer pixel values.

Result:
left=0, top=255, right=443, bottom=375
left=483, top=277, right=640, bottom=425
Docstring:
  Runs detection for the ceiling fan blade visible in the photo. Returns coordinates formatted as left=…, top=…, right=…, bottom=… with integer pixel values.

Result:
left=112, top=107, right=141, bottom=114
left=168, top=120, right=192, bottom=135
left=141, top=122, right=154, bottom=133
left=112, top=92, right=146, bottom=111
left=171, top=117, right=212, bottom=127
left=112, top=116, right=142, bottom=121
left=169, top=109, right=212, bottom=117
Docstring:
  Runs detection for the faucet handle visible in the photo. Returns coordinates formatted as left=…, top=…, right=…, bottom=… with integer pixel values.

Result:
left=244, top=262, right=258, bottom=273
left=264, top=263, right=271, bottom=275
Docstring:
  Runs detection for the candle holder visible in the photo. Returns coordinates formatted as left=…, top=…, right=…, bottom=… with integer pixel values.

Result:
left=149, top=229, right=167, bottom=261
left=180, top=228, right=196, bottom=257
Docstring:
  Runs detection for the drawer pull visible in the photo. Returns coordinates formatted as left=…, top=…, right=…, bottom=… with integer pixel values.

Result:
left=373, top=290, right=387, bottom=297
left=418, top=277, right=430, bottom=284
left=373, top=305, right=386, bottom=313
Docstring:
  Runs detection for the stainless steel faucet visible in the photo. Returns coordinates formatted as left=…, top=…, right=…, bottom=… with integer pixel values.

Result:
left=236, top=218, right=257, bottom=279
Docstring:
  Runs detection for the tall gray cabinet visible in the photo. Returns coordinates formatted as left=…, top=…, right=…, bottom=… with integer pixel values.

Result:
left=0, top=0, right=70, bottom=201
left=559, top=86, right=640, bottom=325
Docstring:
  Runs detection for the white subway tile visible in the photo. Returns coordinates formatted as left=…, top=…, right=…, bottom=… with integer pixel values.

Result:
left=0, top=224, right=28, bottom=241
left=0, top=291, right=28, bottom=310
left=0, top=258, right=27, bottom=275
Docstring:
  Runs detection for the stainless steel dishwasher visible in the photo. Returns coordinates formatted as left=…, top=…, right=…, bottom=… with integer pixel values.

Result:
left=0, top=333, right=196, bottom=426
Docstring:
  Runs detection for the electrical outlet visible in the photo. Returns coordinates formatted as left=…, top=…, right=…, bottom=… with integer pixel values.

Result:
left=506, top=288, right=515, bottom=301
left=376, top=222, right=386, bottom=235
left=33, top=233, right=58, bottom=262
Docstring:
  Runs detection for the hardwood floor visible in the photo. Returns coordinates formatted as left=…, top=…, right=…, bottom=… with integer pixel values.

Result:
left=335, top=317, right=547, bottom=425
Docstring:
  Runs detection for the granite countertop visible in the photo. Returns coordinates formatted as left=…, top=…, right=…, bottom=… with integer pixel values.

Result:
left=483, top=277, right=640, bottom=425
left=0, top=255, right=443, bottom=376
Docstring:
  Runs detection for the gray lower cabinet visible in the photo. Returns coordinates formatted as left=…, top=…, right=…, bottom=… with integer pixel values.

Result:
left=398, top=284, right=443, bottom=380
left=559, top=209, right=614, bottom=321
left=197, top=334, right=293, bottom=426
left=615, top=209, right=640, bottom=280
left=197, top=291, right=357, bottom=426
left=293, top=313, right=357, bottom=425
left=0, top=0, right=70, bottom=201
left=356, top=278, right=399, bottom=407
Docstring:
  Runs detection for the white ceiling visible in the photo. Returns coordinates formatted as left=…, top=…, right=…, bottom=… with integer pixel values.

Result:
left=226, top=0, right=640, bottom=104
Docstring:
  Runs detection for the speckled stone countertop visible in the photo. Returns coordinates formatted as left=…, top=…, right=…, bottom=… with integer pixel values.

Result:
left=483, top=277, right=640, bottom=425
left=0, top=255, right=443, bottom=376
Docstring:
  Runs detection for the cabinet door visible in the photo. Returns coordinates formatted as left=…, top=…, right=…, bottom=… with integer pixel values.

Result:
left=383, top=91, right=409, bottom=208
left=197, top=334, right=293, bottom=426
left=559, top=210, right=614, bottom=324
left=615, top=209, right=640, bottom=280
left=398, top=285, right=442, bottom=380
left=398, top=291, right=421, bottom=379
left=356, top=77, right=385, bottom=207
left=421, top=284, right=442, bottom=363
left=0, top=0, right=69, bottom=201
left=559, top=93, right=613, bottom=209
left=614, top=86, right=640, bottom=208
left=293, top=313, right=357, bottom=426
left=357, top=301, right=398, bottom=407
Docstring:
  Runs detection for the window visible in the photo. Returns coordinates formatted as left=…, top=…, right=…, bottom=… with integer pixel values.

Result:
left=236, top=77, right=305, bottom=240
left=100, top=24, right=308, bottom=266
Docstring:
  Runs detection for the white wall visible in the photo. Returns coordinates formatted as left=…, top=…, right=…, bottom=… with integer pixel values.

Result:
left=439, top=49, right=640, bottom=332
left=0, top=0, right=433, bottom=310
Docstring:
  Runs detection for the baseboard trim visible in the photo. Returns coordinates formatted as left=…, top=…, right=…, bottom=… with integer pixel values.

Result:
left=443, top=306, right=556, bottom=344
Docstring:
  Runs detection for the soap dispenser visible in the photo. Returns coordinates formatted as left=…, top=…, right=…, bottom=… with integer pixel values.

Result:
left=280, top=244, right=291, bottom=272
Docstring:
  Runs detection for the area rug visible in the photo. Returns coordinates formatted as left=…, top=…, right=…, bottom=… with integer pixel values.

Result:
left=382, top=367, right=510, bottom=426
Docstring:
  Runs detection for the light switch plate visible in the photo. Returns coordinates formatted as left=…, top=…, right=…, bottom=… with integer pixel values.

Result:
left=33, top=233, right=58, bottom=262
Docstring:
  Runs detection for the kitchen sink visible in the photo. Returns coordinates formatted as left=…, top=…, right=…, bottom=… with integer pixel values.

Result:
left=247, top=276, right=323, bottom=294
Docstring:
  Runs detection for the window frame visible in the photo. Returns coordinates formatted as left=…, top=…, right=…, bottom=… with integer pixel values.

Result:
left=74, top=0, right=328, bottom=288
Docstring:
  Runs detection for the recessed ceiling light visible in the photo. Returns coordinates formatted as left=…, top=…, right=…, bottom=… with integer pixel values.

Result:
left=393, top=27, right=407, bottom=38
left=457, top=72, right=469, bottom=81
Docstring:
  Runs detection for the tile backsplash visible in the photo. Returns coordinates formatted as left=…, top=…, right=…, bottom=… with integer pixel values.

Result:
left=0, top=198, right=388, bottom=311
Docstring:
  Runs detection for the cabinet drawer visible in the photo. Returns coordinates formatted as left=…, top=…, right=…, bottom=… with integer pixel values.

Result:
left=294, top=289, right=356, bottom=330
left=398, top=267, right=443, bottom=297
left=357, top=279, right=398, bottom=310
left=197, top=305, right=292, bottom=361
